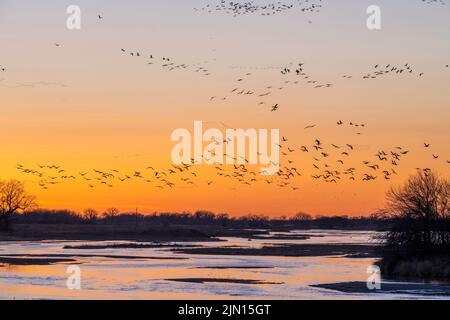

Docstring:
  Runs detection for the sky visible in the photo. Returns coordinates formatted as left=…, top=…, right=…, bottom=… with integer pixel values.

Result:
left=0, top=0, right=449, bottom=217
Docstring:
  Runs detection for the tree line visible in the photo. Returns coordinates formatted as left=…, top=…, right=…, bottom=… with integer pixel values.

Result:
left=1, top=170, right=448, bottom=240
left=9, top=208, right=390, bottom=230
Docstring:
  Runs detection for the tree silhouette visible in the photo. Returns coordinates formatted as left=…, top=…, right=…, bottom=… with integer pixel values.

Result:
left=294, top=212, right=312, bottom=221
left=103, top=207, right=120, bottom=218
left=83, top=208, right=99, bottom=224
left=380, top=170, right=450, bottom=252
left=0, top=179, right=36, bottom=230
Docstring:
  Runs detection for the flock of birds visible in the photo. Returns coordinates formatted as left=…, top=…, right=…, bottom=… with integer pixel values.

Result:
left=3, top=2, right=449, bottom=194
left=194, top=0, right=324, bottom=18
left=209, top=62, right=334, bottom=112
left=119, top=48, right=212, bottom=77
left=15, top=118, right=449, bottom=191
left=421, top=0, right=447, bottom=5
left=193, top=0, right=447, bottom=19
left=209, top=61, right=449, bottom=112
left=361, top=63, right=426, bottom=80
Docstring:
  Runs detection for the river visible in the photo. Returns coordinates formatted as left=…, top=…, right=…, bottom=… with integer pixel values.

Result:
left=0, top=230, right=449, bottom=299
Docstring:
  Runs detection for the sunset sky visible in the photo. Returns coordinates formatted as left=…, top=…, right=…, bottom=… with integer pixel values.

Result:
left=0, top=0, right=449, bottom=216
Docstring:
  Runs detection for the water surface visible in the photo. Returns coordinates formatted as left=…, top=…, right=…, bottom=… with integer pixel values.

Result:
left=0, top=230, right=448, bottom=300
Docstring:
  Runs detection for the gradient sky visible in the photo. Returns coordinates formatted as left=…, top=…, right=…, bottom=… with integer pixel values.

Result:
left=0, top=0, right=449, bottom=216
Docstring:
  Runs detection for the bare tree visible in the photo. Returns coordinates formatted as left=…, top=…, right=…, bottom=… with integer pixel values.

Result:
left=380, top=170, right=450, bottom=251
left=293, top=212, right=312, bottom=221
left=0, top=179, right=36, bottom=230
left=102, top=207, right=120, bottom=225
left=83, top=208, right=99, bottom=224
left=103, top=207, right=120, bottom=219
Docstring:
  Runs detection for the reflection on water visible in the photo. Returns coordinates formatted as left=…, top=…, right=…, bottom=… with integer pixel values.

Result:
left=0, top=230, right=447, bottom=300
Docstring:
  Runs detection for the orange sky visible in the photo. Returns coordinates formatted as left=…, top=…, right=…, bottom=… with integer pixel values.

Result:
left=0, top=1, right=449, bottom=216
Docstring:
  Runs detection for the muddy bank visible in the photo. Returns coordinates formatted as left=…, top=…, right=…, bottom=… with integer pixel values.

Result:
left=0, top=251, right=186, bottom=266
left=250, top=234, right=310, bottom=240
left=165, top=278, right=282, bottom=285
left=173, top=243, right=380, bottom=258
left=0, top=256, right=77, bottom=266
left=0, top=224, right=224, bottom=242
left=63, top=243, right=198, bottom=250
left=1, top=253, right=187, bottom=260
left=311, top=281, right=450, bottom=296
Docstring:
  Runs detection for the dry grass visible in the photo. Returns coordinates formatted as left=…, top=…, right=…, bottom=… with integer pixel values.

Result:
left=379, top=256, right=450, bottom=281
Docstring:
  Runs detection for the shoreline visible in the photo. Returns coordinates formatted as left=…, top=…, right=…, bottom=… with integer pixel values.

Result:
left=172, top=243, right=381, bottom=258
left=311, top=281, right=450, bottom=296
left=0, top=223, right=382, bottom=243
